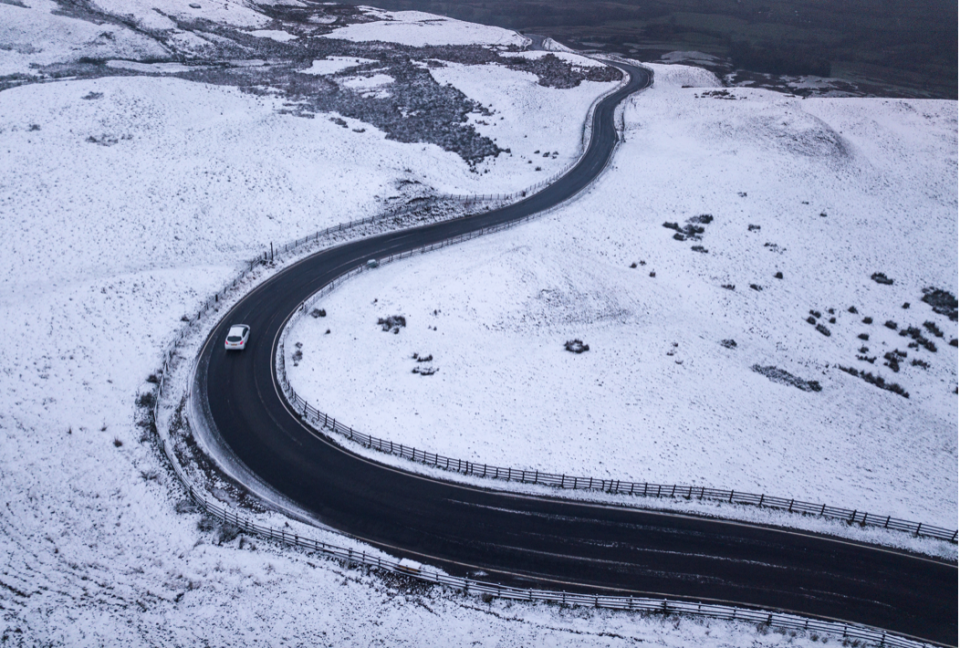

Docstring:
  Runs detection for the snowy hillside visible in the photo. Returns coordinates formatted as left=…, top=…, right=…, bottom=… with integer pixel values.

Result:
left=0, top=0, right=954, bottom=643
left=288, top=63, right=958, bottom=529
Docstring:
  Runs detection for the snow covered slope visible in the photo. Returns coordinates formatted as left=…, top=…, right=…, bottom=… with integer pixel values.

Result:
left=288, top=63, right=958, bottom=529
left=1, top=2, right=718, bottom=645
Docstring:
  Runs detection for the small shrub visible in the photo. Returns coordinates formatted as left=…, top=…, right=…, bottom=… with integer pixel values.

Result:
left=748, top=224, right=761, bottom=231
left=911, top=359, right=930, bottom=369
left=690, top=245, right=708, bottom=253
left=146, top=374, right=159, bottom=384
left=951, top=339, right=958, bottom=347
left=921, top=287, right=958, bottom=320
left=136, top=391, right=156, bottom=408
left=806, top=316, right=816, bottom=325
left=827, top=308, right=835, bottom=314
left=564, top=339, right=590, bottom=354
left=815, top=323, right=831, bottom=336
left=720, top=339, right=737, bottom=349
left=673, top=232, right=686, bottom=241
left=828, top=317, right=836, bottom=324
left=750, top=284, right=762, bottom=291
left=721, top=284, right=734, bottom=290
left=902, top=302, right=910, bottom=309
left=219, top=523, right=241, bottom=545
left=629, top=262, right=637, bottom=268
left=884, top=320, right=898, bottom=330
left=870, top=272, right=894, bottom=285
left=649, top=271, right=656, bottom=278
left=774, top=271, right=783, bottom=279
left=378, top=315, right=406, bottom=332
left=810, top=310, right=821, bottom=318
left=662, top=221, right=680, bottom=231
left=859, top=346, right=869, bottom=353
left=848, top=306, right=858, bottom=314
left=113, top=438, right=123, bottom=447
left=862, top=317, right=873, bottom=324
left=310, top=308, right=326, bottom=318
left=923, top=321, right=944, bottom=338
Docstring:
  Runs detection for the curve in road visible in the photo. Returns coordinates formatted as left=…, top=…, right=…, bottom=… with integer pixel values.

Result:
left=194, top=63, right=957, bottom=646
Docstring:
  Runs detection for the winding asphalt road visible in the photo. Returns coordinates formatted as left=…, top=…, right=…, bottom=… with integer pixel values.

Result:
left=195, top=63, right=957, bottom=646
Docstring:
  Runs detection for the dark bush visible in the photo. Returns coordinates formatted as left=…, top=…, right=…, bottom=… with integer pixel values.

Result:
left=750, top=284, right=762, bottom=291
left=838, top=365, right=909, bottom=398
left=691, top=245, right=708, bottom=253
left=884, top=320, right=898, bottom=330
left=720, top=339, right=737, bottom=349
left=721, top=284, right=734, bottom=290
left=921, top=287, right=958, bottom=320
left=378, top=315, right=407, bottom=332
left=748, top=224, right=761, bottom=232
left=810, top=310, right=821, bottom=318
left=564, top=339, right=589, bottom=354
left=902, top=302, right=910, bottom=309
left=136, top=392, right=156, bottom=408
left=774, top=272, right=783, bottom=279
left=923, top=321, right=944, bottom=338
left=815, top=324, right=831, bottom=337
left=806, top=316, right=816, bottom=325
left=870, top=272, right=894, bottom=285
left=310, top=308, right=326, bottom=318
left=848, top=306, right=858, bottom=314
left=862, top=317, right=873, bottom=324
left=858, top=333, right=869, bottom=341
left=146, top=374, right=160, bottom=384
left=829, top=317, right=836, bottom=324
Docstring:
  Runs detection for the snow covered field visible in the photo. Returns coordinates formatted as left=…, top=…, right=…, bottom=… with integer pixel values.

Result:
left=288, top=63, right=958, bottom=530
left=0, top=2, right=830, bottom=645
left=1, top=0, right=955, bottom=642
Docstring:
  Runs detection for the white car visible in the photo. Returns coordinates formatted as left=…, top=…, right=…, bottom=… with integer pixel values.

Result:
left=224, top=324, right=250, bottom=351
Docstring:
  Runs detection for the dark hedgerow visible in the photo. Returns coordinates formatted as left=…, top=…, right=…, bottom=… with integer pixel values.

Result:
left=838, top=365, right=909, bottom=398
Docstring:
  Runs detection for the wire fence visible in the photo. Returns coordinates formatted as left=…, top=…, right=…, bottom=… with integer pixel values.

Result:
left=152, top=365, right=923, bottom=648
left=276, top=255, right=958, bottom=546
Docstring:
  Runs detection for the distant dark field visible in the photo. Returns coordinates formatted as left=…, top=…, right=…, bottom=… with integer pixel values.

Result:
left=340, top=0, right=957, bottom=98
